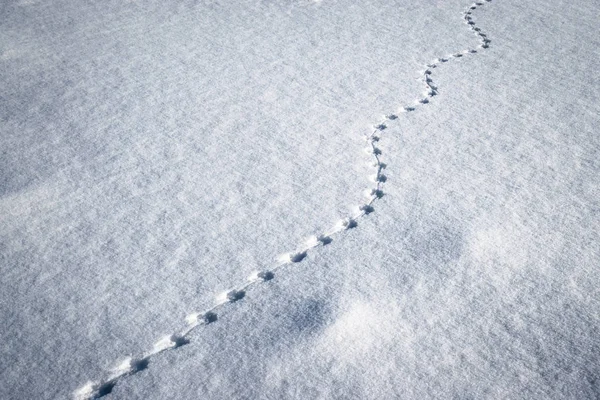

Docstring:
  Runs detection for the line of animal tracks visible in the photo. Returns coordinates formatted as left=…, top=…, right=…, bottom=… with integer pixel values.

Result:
left=75, top=1, right=495, bottom=398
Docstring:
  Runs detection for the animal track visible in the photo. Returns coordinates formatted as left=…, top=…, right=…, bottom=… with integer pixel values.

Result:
left=249, top=270, right=275, bottom=282
left=74, top=1, right=495, bottom=398
left=307, top=234, right=333, bottom=246
left=371, top=173, right=387, bottom=183
left=339, top=218, right=358, bottom=230
left=219, top=289, right=246, bottom=303
left=367, top=188, right=385, bottom=199
left=185, top=311, right=218, bottom=325
left=359, top=204, right=375, bottom=214
left=285, top=251, right=308, bottom=263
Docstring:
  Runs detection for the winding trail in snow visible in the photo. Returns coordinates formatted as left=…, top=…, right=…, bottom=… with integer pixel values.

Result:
left=74, top=1, right=495, bottom=398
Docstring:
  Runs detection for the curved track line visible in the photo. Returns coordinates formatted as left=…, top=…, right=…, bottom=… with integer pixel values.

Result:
left=74, top=1, right=495, bottom=398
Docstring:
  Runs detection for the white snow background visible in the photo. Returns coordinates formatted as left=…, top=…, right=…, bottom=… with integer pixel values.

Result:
left=1, top=0, right=599, bottom=398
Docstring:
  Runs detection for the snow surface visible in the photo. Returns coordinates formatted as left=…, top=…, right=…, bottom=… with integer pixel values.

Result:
left=1, top=0, right=599, bottom=398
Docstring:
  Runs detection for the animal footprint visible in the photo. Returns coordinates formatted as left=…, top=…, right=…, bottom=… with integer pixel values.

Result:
left=307, top=234, right=333, bottom=247
left=365, top=146, right=382, bottom=155
left=338, top=218, right=358, bottom=230
left=371, top=174, right=387, bottom=183
left=358, top=204, right=375, bottom=214
left=153, top=334, right=189, bottom=353
left=186, top=311, right=218, bottom=325
left=365, top=188, right=384, bottom=199
left=218, top=289, right=246, bottom=304
left=249, top=270, right=275, bottom=282
left=112, top=357, right=150, bottom=377
left=96, top=382, right=115, bottom=398
left=280, top=251, right=308, bottom=263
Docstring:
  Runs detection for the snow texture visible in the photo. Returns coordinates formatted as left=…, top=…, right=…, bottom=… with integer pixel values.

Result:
left=1, top=0, right=599, bottom=399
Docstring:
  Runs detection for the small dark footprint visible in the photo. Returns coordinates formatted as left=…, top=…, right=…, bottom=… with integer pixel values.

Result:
left=130, top=358, right=149, bottom=373
left=97, top=382, right=116, bottom=398
left=203, top=311, right=218, bottom=323
left=171, top=335, right=190, bottom=348
left=372, top=174, right=387, bottom=183
left=340, top=218, right=358, bottom=230
left=316, top=235, right=333, bottom=245
left=367, top=188, right=384, bottom=199
left=252, top=270, right=275, bottom=281
left=359, top=204, right=375, bottom=214
left=223, top=289, right=246, bottom=302
left=289, top=251, right=308, bottom=263
left=186, top=311, right=218, bottom=325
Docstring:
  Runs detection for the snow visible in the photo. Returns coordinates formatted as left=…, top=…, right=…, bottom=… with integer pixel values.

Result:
left=1, top=0, right=599, bottom=399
